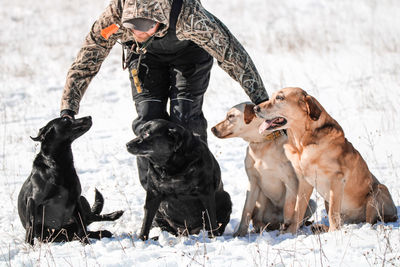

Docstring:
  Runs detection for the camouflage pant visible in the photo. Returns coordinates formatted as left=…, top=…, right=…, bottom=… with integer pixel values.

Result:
left=129, top=42, right=213, bottom=142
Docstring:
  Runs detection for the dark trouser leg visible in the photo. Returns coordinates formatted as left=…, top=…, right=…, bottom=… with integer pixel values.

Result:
left=169, top=54, right=213, bottom=143
left=129, top=54, right=170, bottom=135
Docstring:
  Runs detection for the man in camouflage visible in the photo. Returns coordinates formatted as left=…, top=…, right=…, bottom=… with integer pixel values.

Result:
left=60, top=0, right=269, bottom=141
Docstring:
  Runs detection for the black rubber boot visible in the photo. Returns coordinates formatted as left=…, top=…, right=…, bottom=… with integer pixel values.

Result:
left=170, top=97, right=207, bottom=143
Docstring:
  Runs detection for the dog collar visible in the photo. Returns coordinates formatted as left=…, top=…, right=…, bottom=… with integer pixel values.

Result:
left=264, top=130, right=285, bottom=141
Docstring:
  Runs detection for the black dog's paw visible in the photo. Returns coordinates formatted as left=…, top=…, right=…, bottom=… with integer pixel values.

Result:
left=104, top=210, right=124, bottom=221
left=139, top=233, right=149, bottom=241
left=86, top=230, right=113, bottom=240
left=150, top=236, right=159, bottom=241
left=207, top=230, right=220, bottom=239
left=99, top=230, right=113, bottom=238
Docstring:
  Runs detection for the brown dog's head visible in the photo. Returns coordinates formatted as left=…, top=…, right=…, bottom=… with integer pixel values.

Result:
left=254, top=87, right=322, bottom=134
left=211, top=102, right=266, bottom=142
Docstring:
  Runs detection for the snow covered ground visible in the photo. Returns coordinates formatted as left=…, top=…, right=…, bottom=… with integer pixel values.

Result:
left=1, top=0, right=400, bottom=266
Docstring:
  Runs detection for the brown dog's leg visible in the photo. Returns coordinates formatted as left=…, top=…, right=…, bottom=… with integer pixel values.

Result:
left=328, top=176, right=345, bottom=231
left=366, top=183, right=398, bottom=223
left=234, top=185, right=261, bottom=237
left=287, top=177, right=313, bottom=234
left=139, top=192, right=162, bottom=241
left=283, top=186, right=297, bottom=229
left=281, top=171, right=299, bottom=230
left=324, top=200, right=329, bottom=214
left=252, top=193, right=268, bottom=232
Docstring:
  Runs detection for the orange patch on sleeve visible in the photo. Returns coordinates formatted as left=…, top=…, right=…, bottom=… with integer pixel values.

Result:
left=101, top=24, right=119, bottom=40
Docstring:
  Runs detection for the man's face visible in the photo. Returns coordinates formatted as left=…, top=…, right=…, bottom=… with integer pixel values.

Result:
left=132, top=22, right=160, bottom=43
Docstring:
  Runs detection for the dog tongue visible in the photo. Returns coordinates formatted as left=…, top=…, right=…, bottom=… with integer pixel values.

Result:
left=259, top=120, right=272, bottom=134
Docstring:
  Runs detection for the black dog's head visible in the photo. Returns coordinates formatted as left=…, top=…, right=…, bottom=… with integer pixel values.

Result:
left=126, top=119, right=188, bottom=165
left=31, top=116, right=92, bottom=145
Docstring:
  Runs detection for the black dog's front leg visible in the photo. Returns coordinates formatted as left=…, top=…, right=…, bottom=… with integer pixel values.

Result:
left=139, top=192, right=161, bottom=241
left=200, top=194, right=218, bottom=238
left=74, top=200, right=92, bottom=243
left=25, top=198, right=36, bottom=245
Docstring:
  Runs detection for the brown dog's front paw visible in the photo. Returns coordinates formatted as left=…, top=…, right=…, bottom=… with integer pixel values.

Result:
left=283, top=224, right=298, bottom=235
left=280, top=222, right=291, bottom=232
left=233, top=228, right=248, bottom=237
left=311, top=224, right=329, bottom=234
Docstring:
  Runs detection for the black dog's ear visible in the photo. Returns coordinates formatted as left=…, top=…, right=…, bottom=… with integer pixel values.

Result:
left=168, top=127, right=183, bottom=152
left=30, top=125, right=54, bottom=142
left=30, top=135, right=42, bottom=142
left=305, top=95, right=322, bottom=121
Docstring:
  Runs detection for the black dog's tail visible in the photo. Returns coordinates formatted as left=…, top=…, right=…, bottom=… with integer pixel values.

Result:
left=90, top=189, right=124, bottom=222
left=80, top=189, right=124, bottom=225
left=91, top=188, right=104, bottom=214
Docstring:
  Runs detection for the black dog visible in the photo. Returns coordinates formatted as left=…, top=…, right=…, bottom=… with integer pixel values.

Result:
left=18, top=116, right=124, bottom=245
left=126, top=119, right=232, bottom=240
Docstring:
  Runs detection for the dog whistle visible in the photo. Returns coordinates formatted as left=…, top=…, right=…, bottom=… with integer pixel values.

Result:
left=131, top=68, right=142, bottom=93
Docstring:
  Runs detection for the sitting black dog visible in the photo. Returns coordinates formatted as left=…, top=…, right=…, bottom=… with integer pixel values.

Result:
left=18, top=116, right=124, bottom=245
left=126, top=119, right=232, bottom=240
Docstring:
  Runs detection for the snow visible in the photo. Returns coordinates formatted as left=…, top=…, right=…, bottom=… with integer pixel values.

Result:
left=2, top=0, right=400, bottom=266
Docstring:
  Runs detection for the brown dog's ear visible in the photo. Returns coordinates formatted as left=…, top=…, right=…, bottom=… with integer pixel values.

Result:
left=305, top=95, right=321, bottom=121
left=244, top=104, right=256, bottom=124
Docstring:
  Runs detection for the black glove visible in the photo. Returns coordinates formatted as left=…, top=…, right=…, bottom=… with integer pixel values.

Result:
left=60, top=109, right=76, bottom=119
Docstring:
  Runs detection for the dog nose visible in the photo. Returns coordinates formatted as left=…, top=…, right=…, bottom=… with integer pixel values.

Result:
left=254, top=105, right=261, bottom=113
left=211, top=127, right=217, bottom=134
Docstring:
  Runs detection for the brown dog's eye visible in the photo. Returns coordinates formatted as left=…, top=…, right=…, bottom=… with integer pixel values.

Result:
left=276, top=95, right=284, bottom=101
left=227, top=114, right=235, bottom=120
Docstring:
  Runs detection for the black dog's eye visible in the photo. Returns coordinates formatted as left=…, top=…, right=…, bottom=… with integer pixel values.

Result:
left=276, top=95, right=285, bottom=101
left=142, top=131, right=150, bottom=138
left=61, top=117, right=72, bottom=126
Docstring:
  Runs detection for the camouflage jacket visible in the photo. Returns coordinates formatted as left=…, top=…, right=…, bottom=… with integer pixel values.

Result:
left=61, top=0, right=269, bottom=113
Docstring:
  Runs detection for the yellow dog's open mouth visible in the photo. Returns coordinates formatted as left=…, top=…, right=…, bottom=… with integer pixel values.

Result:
left=259, top=117, right=287, bottom=133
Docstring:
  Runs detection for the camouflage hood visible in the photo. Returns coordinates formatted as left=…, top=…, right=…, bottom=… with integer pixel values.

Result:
left=121, top=0, right=172, bottom=37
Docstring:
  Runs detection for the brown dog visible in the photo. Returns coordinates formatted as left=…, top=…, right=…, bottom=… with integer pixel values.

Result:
left=255, top=87, right=398, bottom=233
left=212, top=102, right=315, bottom=236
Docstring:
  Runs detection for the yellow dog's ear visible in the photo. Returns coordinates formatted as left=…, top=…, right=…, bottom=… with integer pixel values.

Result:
left=305, top=95, right=321, bottom=121
left=244, top=104, right=256, bottom=124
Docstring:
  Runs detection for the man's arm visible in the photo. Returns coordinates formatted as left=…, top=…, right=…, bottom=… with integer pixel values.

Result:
left=176, top=0, right=269, bottom=104
left=61, top=0, right=124, bottom=115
